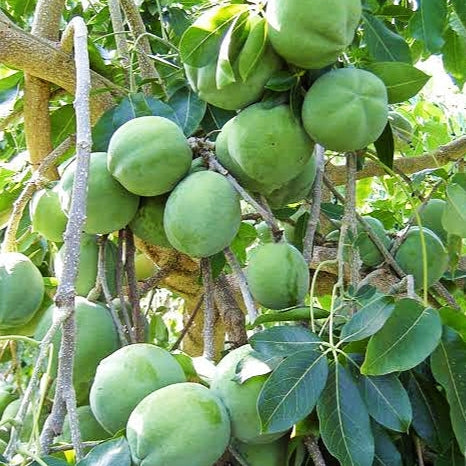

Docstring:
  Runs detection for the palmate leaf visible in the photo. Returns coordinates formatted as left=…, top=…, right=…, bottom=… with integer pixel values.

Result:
left=258, top=349, right=328, bottom=433
left=361, top=299, right=442, bottom=375
left=317, top=363, right=374, bottom=466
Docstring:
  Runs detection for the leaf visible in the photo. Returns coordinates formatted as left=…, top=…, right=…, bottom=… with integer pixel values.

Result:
left=452, top=0, right=466, bottom=29
left=441, top=26, right=466, bottom=89
left=167, top=87, right=206, bottom=136
left=430, top=328, right=466, bottom=454
left=341, top=295, right=395, bottom=343
left=30, top=457, right=68, bottom=466
left=77, top=437, right=131, bottom=466
left=439, top=307, right=466, bottom=342
left=179, top=4, right=248, bottom=67
left=200, top=105, right=235, bottom=135
left=258, top=349, right=328, bottom=433
left=50, top=105, right=76, bottom=147
left=442, top=183, right=466, bottom=237
left=372, top=422, right=403, bottom=466
left=238, top=16, right=267, bottom=81
left=362, top=12, right=412, bottom=63
left=361, top=299, right=442, bottom=375
left=253, top=306, right=329, bottom=326
left=265, top=70, right=298, bottom=92
left=249, top=326, right=321, bottom=359
left=435, top=441, right=465, bottom=465
left=360, top=374, right=412, bottom=432
left=374, top=122, right=394, bottom=168
left=365, top=62, right=430, bottom=103
left=92, top=107, right=117, bottom=152
left=317, top=363, right=374, bottom=466
left=408, top=0, right=448, bottom=53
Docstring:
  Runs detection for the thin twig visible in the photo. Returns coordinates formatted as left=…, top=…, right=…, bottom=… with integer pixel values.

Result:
left=201, top=258, right=215, bottom=361
left=304, top=435, right=326, bottom=466
left=108, top=0, right=131, bottom=86
left=414, top=436, right=425, bottom=466
left=138, top=267, right=172, bottom=297
left=170, top=295, right=204, bottom=351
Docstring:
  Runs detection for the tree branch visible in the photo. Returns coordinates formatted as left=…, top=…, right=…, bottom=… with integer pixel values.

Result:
left=201, top=258, right=215, bottom=361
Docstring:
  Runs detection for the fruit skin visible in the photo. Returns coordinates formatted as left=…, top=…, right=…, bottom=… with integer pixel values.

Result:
left=0, top=399, right=35, bottom=442
left=108, top=116, right=192, bottom=197
left=266, top=0, right=362, bottom=69
left=30, top=186, right=68, bottom=243
left=0, top=386, right=17, bottom=418
left=415, top=199, right=447, bottom=242
left=227, top=104, right=315, bottom=193
left=302, top=68, right=388, bottom=152
left=394, top=227, right=449, bottom=289
left=58, top=152, right=139, bottom=234
left=90, top=343, right=186, bottom=434
left=0, top=252, right=45, bottom=330
left=60, top=406, right=109, bottom=442
left=246, top=243, right=310, bottom=310
left=210, top=345, right=287, bottom=444
left=233, top=436, right=289, bottom=466
left=129, top=196, right=172, bottom=248
left=356, top=217, right=391, bottom=267
left=185, top=45, right=281, bottom=111
left=134, top=253, right=157, bottom=281
left=127, top=382, right=231, bottom=466
left=164, top=170, right=241, bottom=257
left=34, top=297, right=119, bottom=404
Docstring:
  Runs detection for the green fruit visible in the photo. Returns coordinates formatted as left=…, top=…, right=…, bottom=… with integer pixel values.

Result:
left=246, top=243, right=309, bottom=310
left=0, top=386, right=17, bottom=418
left=164, top=171, right=241, bottom=257
left=415, top=199, right=447, bottom=242
left=30, top=186, right=68, bottom=243
left=134, top=253, right=157, bottom=281
left=210, top=345, right=286, bottom=444
left=61, top=406, right=109, bottom=442
left=0, top=299, right=50, bottom=337
left=127, top=382, right=231, bottom=466
left=108, top=116, right=192, bottom=197
left=255, top=222, right=274, bottom=244
left=129, top=196, right=172, bottom=248
left=233, top=436, right=288, bottom=465
left=302, top=68, right=388, bottom=152
left=34, top=297, right=119, bottom=403
left=227, top=104, right=315, bottom=193
left=394, top=227, right=449, bottom=289
left=90, top=343, right=186, bottom=434
left=58, top=152, right=139, bottom=234
left=356, top=217, right=391, bottom=267
left=185, top=45, right=281, bottom=111
left=0, top=399, right=34, bottom=442
left=266, top=0, right=362, bottom=69
left=0, top=252, right=45, bottom=330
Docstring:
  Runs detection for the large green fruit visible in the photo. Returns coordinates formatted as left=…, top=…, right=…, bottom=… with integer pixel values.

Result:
left=90, top=343, right=186, bottom=434
left=210, top=345, right=287, bottom=444
left=246, top=243, right=309, bottom=310
left=0, top=252, right=44, bottom=330
left=415, top=199, right=447, bottom=242
left=60, top=406, right=109, bottom=443
left=129, top=196, right=171, bottom=248
left=185, top=45, right=281, bottom=111
left=394, top=227, right=449, bottom=289
left=266, top=0, right=362, bottom=69
left=30, top=186, right=68, bottom=243
left=356, top=217, right=391, bottom=267
left=302, top=68, right=388, bottom=152
left=227, top=104, right=315, bottom=193
left=34, top=297, right=119, bottom=403
left=58, top=152, right=139, bottom=234
left=233, top=437, right=288, bottom=465
left=108, top=116, right=192, bottom=197
left=164, top=171, right=241, bottom=257
left=127, top=382, right=231, bottom=466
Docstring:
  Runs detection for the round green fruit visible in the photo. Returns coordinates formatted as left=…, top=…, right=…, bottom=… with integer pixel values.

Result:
left=415, top=199, right=447, bottom=242
left=0, top=399, right=34, bottom=442
left=58, top=152, right=139, bottom=234
left=210, top=345, right=287, bottom=444
left=34, top=297, right=119, bottom=403
left=233, top=436, right=288, bottom=465
left=129, top=196, right=171, bottom=248
left=90, top=343, right=186, bottom=434
left=30, top=186, right=68, bottom=243
left=356, top=217, right=391, bottom=267
left=127, top=382, right=231, bottom=466
left=246, top=243, right=309, bottom=310
left=302, top=68, right=388, bottom=152
left=60, top=406, right=109, bottom=443
left=394, top=227, right=449, bottom=289
left=134, top=253, right=157, bottom=281
left=108, top=116, right=192, bottom=197
left=266, top=0, right=362, bottom=69
left=0, top=386, right=17, bottom=418
left=164, top=170, right=241, bottom=257
left=0, top=252, right=44, bottom=330
left=185, top=44, right=281, bottom=111
left=227, top=104, right=315, bottom=193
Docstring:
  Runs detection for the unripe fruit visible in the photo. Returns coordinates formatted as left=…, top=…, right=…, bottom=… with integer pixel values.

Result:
left=134, top=253, right=157, bottom=281
left=233, top=437, right=289, bottom=465
left=415, top=199, right=447, bottom=242
left=90, top=343, right=186, bottom=434
left=108, top=116, right=192, bottom=196
left=356, top=217, right=391, bottom=267
left=60, top=406, right=109, bottom=442
left=0, top=252, right=44, bottom=330
left=246, top=243, right=309, bottom=310
left=127, top=382, right=231, bottom=466
left=302, top=68, right=388, bottom=152
left=164, top=171, right=241, bottom=257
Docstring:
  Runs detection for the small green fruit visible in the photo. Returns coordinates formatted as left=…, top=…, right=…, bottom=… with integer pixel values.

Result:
left=60, top=406, right=109, bottom=443
left=415, top=199, right=447, bottom=242
left=233, top=436, right=289, bottom=465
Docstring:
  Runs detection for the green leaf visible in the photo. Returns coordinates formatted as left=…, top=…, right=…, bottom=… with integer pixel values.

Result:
left=258, top=349, right=328, bottom=433
left=439, top=307, right=466, bottom=342
left=452, top=0, right=466, bottom=29
left=179, top=4, right=248, bottom=67
left=249, top=326, right=321, bottom=358
left=168, top=87, right=206, bottom=136
left=374, top=122, right=394, bottom=168
left=442, top=183, right=466, bottom=237
left=265, top=70, right=298, bottom=92
left=372, top=422, right=403, bottom=466
left=30, top=457, right=68, bottom=466
left=317, top=363, right=374, bottom=466
left=362, top=13, right=412, bottom=63
left=408, top=0, right=447, bottom=53
left=361, top=299, right=442, bottom=375
left=435, top=441, right=465, bottom=465
left=50, top=105, right=76, bottom=147
left=441, top=26, right=466, bottom=89
left=92, top=106, right=117, bottom=152
left=360, top=374, right=412, bottom=432
left=253, top=306, right=329, bottom=326
left=200, top=105, right=236, bottom=135
left=238, top=16, right=267, bottom=81
left=430, top=328, right=466, bottom=455
left=340, top=295, right=395, bottom=343
left=77, top=437, right=131, bottom=466
left=365, top=62, right=430, bottom=103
